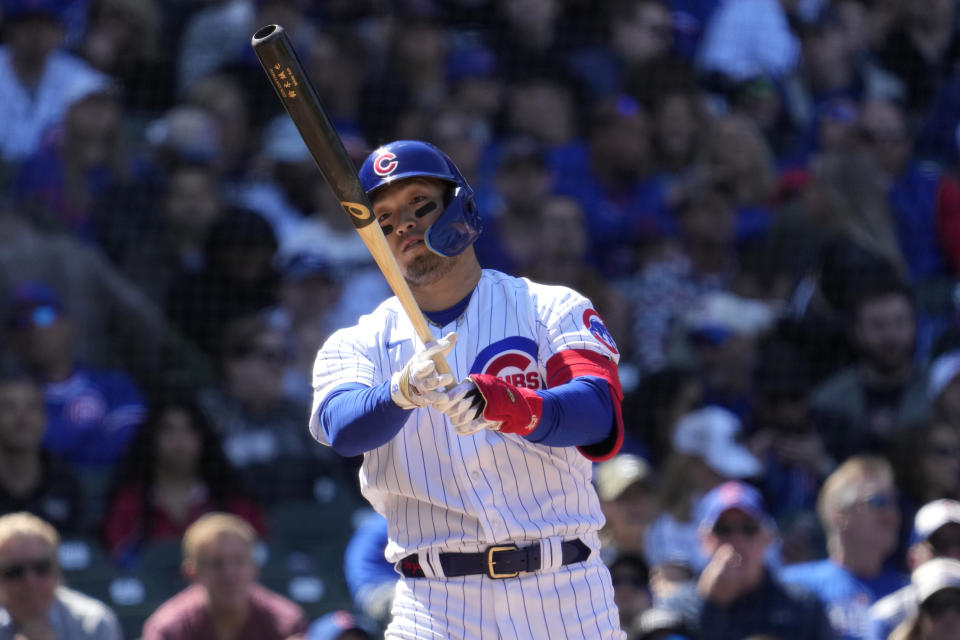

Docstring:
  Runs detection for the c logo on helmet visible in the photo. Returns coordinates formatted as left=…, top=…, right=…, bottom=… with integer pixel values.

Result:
left=584, top=309, right=618, bottom=355
left=373, top=151, right=398, bottom=177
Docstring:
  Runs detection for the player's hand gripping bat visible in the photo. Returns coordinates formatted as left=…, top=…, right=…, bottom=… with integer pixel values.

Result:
left=251, top=24, right=453, bottom=381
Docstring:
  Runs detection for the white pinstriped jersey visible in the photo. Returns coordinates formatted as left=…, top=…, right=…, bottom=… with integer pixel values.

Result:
left=309, top=269, right=621, bottom=562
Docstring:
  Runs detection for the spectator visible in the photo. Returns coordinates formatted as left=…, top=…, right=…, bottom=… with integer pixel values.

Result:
left=620, top=366, right=702, bottom=465
left=698, top=114, right=777, bottom=231
left=0, top=201, right=201, bottom=394
left=928, top=350, right=960, bottom=427
left=871, top=499, right=960, bottom=639
left=0, top=369, right=83, bottom=535
left=472, top=137, right=556, bottom=275
left=804, top=151, right=908, bottom=280
left=622, top=188, right=738, bottom=374
left=873, top=0, right=959, bottom=118
left=0, top=512, right=121, bottom=639
left=888, top=421, right=960, bottom=531
left=750, top=337, right=834, bottom=516
left=445, top=43, right=502, bottom=122
left=483, top=0, right=572, bottom=83
left=856, top=100, right=950, bottom=284
left=644, top=406, right=762, bottom=589
left=359, top=13, right=448, bottom=144
left=4, top=281, right=146, bottom=468
left=647, top=87, right=708, bottom=186
left=659, top=481, right=833, bottom=639
left=568, top=0, right=678, bottom=99
left=196, top=312, right=344, bottom=505
left=305, top=610, right=377, bottom=640
left=141, top=512, right=308, bottom=640
left=101, top=398, right=267, bottom=566
left=677, top=290, right=779, bottom=420
left=631, top=606, right=693, bottom=640
left=76, top=0, right=175, bottom=114
left=502, top=72, right=580, bottom=151
left=608, top=553, right=653, bottom=631
left=810, top=279, right=929, bottom=462
left=786, top=236, right=903, bottom=385
left=0, top=0, right=110, bottom=164
left=526, top=194, right=634, bottom=359
left=888, top=558, right=960, bottom=640
left=268, top=251, right=349, bottom=406
left=13, top=88, right=128, bottom=243
left=141, top=104, right=225, bottom=175
left=342, top=511, right=395, bottom=630
left=780, top=455, right=907, bottom=640
left=236, top=114, right=332, bottom=247
left=552, top=94, right=659, bottom=276
left=166, top=208, right=279, bottom=358
left=98, top=159, right=225, bottom=309
left=185, top=74, right=255, bottom=184
left=595, top=453, right=660, bottom=564
left=748, top=337, right=833, bottom=565
left=696, top=0, right=800, bottom=83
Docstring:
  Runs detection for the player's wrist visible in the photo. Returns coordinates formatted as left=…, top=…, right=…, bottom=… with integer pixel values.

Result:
left=390, top=370, right=419, bottom=410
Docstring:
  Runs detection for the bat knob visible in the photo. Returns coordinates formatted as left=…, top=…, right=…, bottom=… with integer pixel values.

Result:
left=252, top=24, right=283, bottom=46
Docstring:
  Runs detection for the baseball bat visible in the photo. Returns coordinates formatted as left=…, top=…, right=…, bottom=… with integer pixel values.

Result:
left=251, top=24, right=453, bottom=379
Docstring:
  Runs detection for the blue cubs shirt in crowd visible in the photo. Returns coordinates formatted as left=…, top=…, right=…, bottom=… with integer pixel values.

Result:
left=778, top=558, right=907, bottom=640
left=42, top=364, right=146, bottom=467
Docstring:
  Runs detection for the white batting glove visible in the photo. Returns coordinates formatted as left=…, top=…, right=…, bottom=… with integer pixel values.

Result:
left=435, top=380, right=502, bottom=436
left=390, top=333, right=457, bottom=410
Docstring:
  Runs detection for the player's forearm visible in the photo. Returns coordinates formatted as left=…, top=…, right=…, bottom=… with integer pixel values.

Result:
left=318, top=382, right=410, bottom=456
left=523, top=376, right=615, bottom=447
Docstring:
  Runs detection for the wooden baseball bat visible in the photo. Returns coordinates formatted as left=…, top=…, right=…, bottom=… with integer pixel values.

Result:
left=251, top=24, right=453, bottom=378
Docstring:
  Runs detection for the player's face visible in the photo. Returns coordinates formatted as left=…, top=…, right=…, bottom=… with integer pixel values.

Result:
left=372, top=178, right=452, bottom=286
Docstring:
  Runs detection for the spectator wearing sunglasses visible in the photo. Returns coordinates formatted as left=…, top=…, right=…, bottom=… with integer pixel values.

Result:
left=0, top=370, right=84, bottom=536
left=887, top=421, right=960, bottom=562
left=870, top=500, right=960, bottom=640
left=0, top=511, right=121, bottom=639
left=658, top=480, right=833, bottom=640
left=888, top=558, right=960, bottom=640
left=781, top=455, right=907, bottom=640
left=196, top=312, right=349, bottom=506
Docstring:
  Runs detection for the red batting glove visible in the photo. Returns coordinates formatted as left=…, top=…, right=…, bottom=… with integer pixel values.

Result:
left=467, top=374, right=544, bottom=436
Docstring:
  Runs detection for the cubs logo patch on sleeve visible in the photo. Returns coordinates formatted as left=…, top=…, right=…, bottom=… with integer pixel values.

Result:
left=583, top=309, right=618, bottom=355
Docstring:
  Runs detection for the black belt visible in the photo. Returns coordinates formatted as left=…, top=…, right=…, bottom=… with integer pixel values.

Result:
left=398, top=538, right=590, bottom=579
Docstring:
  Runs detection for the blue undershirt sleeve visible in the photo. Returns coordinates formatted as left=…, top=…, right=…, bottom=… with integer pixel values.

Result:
left=522, top=376, right=614, bottom=447
left=318, top=382, right=410, bottom=457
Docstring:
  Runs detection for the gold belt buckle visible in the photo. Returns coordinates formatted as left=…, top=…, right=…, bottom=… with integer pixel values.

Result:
left=486, top=544, right=520, bottom=579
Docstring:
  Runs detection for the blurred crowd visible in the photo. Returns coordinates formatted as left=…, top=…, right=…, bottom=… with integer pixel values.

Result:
left=1, top=0, right=960, bottom=638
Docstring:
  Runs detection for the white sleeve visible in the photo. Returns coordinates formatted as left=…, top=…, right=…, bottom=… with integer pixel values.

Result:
left=540, top=287, right=621, bottom=368
left=308, top=325, right=380, bottom=446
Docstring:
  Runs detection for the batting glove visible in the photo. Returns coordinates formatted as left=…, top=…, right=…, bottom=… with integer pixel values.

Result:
left=436, top=374, right=544, bottom=437
left=435, top=380, right=500, bottom=436
left=390, top=333, right=457, bottom=410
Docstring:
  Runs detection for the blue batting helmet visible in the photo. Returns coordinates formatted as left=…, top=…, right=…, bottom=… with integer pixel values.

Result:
left=359, top=140, right=482, bottom=257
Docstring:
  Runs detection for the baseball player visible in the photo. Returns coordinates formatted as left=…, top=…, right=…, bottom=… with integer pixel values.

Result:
left=309, top=140, right=627, bottom=639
